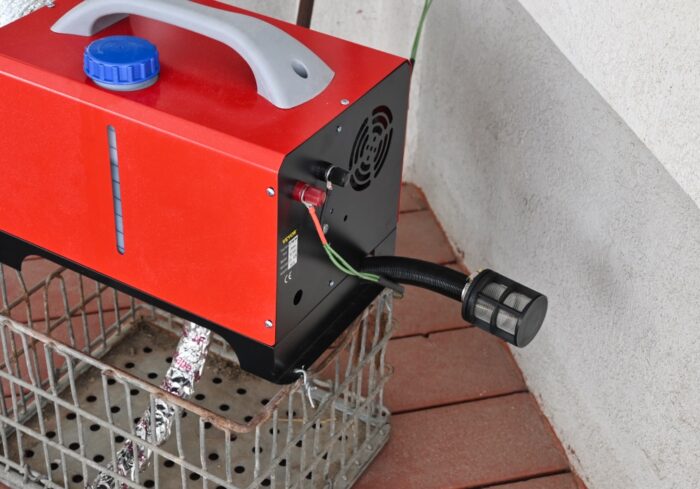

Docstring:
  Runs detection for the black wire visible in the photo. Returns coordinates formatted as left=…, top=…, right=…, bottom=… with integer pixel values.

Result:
left=376, top=276, right=405, bottom=295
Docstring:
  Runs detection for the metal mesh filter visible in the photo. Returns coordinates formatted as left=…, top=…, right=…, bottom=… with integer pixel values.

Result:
left=481, top=282, right=507, bottom=301
left=503, top=292, right=530, bottom=312
left=495, top=308, right=518, bottom=336
left=464, top=269, right=546, bottom=347
left=0, top=258, right=393, bottom=489
left=473, top=299, right=495, bottom=324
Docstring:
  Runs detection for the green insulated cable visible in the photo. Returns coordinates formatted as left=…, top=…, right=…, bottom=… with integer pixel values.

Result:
left=411, top=0, right=435, bottom=62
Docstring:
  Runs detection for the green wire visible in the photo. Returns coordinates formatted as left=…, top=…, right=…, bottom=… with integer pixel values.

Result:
left=329, top=247, right=381, bottom=282
left=324, top=244, right=381, bottom=283
left=410, top=0, right=435, bottom=62
left=326, top=245, right=380, bottom=281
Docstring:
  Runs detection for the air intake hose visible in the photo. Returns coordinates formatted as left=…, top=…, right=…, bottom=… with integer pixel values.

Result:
left=359, top=256, right=468, bottom=301
left=360, top=255, right=548, bottom=348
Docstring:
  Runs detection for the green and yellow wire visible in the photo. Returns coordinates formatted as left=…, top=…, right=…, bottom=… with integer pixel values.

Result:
left=306, top=204, right=403, bottom=294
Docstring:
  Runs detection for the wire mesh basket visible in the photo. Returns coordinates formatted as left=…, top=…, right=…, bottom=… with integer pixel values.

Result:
left=0, top=258, right=394, bottom=489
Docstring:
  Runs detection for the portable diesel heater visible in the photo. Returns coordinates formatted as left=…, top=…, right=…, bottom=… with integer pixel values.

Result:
left=0, top=0, right=548, bottom=384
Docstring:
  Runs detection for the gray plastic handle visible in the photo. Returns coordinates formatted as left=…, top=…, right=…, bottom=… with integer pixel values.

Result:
left=52, top=0, right=334, bottom=109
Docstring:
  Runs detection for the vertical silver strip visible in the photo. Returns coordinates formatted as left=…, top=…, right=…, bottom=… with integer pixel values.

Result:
left=107, top=126, right=125, bottom=254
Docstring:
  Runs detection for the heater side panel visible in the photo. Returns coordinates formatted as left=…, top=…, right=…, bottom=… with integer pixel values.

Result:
left=0, top=69, right=280, bottom=345
left=271, top=62, right=411, bottom=375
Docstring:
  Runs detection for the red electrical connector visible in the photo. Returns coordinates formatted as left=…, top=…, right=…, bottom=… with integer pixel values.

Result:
left=292, top=182, right=327, bottom=207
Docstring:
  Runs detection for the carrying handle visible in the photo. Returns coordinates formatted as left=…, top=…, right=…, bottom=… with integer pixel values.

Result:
left=52, top=0, right=335, bottom=109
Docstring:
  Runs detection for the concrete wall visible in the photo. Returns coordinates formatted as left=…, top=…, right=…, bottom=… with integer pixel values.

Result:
left=0, top=0, right=49, bottom=27
left=519, top=1, right=700, bottom=209
left=216, top=0, right=298, bottom=22
left=312, top=1, right=700, bottom=488
left=407, top=2, right=700, bottom=488
left=0, top=1, right=299, bottom=28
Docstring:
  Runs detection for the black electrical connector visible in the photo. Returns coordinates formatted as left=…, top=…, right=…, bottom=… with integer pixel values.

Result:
left=313, top=162, right=350, bottom=188
left=360, top=256, right=547, bottom=347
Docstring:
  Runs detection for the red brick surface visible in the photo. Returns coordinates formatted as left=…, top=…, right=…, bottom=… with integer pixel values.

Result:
left=396, top=210, right=456, bottom=265
left=385, top=328, right=526, bottom=413
left=392, top=266, right=467, bottom=338
left=399, top=183, right=428, bottom=213
left=484, top=473, right=581, bottom=489
left=1, top=259, right=129, bottom=323
left=356, top=184, right=585, bottom=489
left=355, top=393, right=570, bottom=489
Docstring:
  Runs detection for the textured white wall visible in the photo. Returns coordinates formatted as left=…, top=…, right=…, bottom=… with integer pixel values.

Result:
left=0, top=1, right=299, bottom=28
left=519, top=1, right=700, bottom=209
left=215, top=0, right=298, bottom=22
left=407, top=2, right=700, bottom=488
left=0, top=0, right=49, bottom=27
left=311, top=0, right=422, bottom=57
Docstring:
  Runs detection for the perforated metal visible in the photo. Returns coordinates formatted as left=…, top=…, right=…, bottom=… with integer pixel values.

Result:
left=0, top=260, right=393, bottom=489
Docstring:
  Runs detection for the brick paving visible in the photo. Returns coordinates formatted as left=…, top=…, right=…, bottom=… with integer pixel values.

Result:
left=353, top=184, right=586, bottom=489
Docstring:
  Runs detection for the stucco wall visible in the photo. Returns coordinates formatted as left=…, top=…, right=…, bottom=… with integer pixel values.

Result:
left=216, top=0, right=298, bottom=22
left=314, top=1, right=700, bottom=488
left=407, top=2, right=700, bottom=488
left=519, top=1, right=700, bottom=209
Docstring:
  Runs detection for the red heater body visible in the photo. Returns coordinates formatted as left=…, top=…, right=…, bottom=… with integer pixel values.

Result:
left=0, top=0, right=410, bottom=382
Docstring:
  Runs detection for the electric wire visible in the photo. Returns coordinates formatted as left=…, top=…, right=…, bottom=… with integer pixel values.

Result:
left=305, top=205, right=404, bottom=294
left=410, top=0, right=435, bottom=63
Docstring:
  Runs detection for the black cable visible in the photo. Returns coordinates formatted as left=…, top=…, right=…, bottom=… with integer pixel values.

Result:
left=359, top=256, right=468, bottom=302
left=296, top=0, right=315, bottom=28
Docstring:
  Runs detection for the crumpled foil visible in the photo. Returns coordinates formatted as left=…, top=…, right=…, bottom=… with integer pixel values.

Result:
left=0, top=0, right=50, bottom=28
left=89, top=322, right=212, bottom=489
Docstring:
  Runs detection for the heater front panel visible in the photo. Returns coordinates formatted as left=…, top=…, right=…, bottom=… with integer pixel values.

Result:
left=0, top=70, right=280, bottom=345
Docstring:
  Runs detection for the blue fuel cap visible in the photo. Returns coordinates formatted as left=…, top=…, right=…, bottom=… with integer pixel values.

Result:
left=84, top=36, right=160, bottom=91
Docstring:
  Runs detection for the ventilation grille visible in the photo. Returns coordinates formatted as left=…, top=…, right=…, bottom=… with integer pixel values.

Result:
left=348, top=106, right=394, bottom=191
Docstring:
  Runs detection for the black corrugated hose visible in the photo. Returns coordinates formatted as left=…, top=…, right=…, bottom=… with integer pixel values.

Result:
left=359, top=256, right=468, bottom=302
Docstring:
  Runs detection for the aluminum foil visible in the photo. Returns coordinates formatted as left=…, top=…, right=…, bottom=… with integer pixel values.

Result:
left=89, top=322, right=212, bottom=489
left=0, top=0, right=49, bottom=28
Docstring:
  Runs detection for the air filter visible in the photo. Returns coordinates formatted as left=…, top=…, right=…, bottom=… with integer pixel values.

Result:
left=462, top=269, right=547, bottom=347
left=359, top=257, right=548, bottom=348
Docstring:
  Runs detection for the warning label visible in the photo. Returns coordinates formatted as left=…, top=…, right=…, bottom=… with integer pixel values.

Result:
left=280, top=230, right=299, bottom=278
left=287, top=235, right=298, bottom=270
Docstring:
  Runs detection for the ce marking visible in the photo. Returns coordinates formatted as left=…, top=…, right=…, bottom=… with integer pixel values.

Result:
left=284, top=271, right=293, bottom=284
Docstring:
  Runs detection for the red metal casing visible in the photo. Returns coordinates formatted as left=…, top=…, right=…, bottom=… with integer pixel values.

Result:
left=0, top=1, right=405, bottom=347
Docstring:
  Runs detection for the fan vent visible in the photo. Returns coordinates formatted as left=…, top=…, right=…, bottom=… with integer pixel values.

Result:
left=348, top=106, right=394, bottom=191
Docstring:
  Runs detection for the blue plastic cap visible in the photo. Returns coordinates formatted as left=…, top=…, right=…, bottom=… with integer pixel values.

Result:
left=84, top=36, right=160, bottom=91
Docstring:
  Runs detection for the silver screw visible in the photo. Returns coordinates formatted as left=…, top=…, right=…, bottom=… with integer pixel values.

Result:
left=264, top=320, right=273, bottom=328
left=329, top=280, right=335, bottom=288
left=266, top=187, right=275, bottom=197
left=322, top=223, right=329, bottom=234
left=336, top=125, right=343, bottom=133
left=340, top=99, right=350, bottom=105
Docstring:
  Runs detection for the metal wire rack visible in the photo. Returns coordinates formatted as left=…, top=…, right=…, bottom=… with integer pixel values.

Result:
left=0, top=258, right=394, bottom=489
